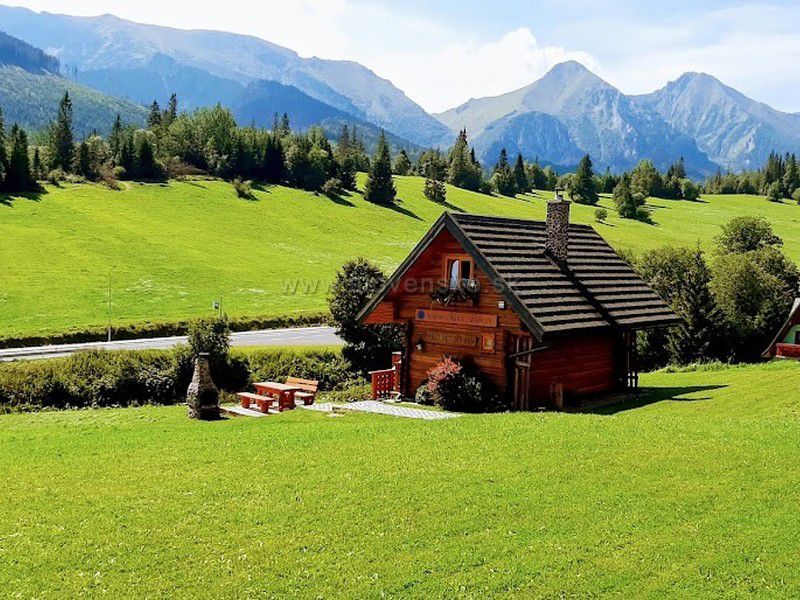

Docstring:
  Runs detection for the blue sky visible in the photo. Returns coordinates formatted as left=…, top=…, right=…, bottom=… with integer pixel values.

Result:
left=8, top=1, right=800, bottom=113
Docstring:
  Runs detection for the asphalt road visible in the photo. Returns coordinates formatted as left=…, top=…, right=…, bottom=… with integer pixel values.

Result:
left=0, top=326, right=343, bottom=362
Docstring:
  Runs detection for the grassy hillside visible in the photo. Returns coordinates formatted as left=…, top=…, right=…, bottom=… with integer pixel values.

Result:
left=1, top=361, right=799, bottom=596
left=1, top=176, right=799, bottom=339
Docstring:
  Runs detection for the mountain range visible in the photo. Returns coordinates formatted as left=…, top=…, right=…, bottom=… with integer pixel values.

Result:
left=0, top=5, right=798, bottom=175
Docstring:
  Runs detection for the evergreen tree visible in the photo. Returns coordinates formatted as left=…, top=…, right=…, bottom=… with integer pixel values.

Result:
left=782, top=154, right=798, bottom=197
left=5, top=125, right=34, bottom=192
left=0, top=108, right=7, bottom=188
left=49, top=92, right=74, bottom=171
left=278, top=113, right=291, bottom=137
left=447, top=129, right=481, bottom=191
left=74, top=141, right=92, bottom=178
left=164, top=94, right=178, bottom=125
left=630, top=159, right=663, bottom=200
left=262, top=133, right=285, bottom=183
left=109, top=114, right=123, bottom=159
left=613, top=175, right=645, bottom=220
left=393, top=149, right=412, bottom=175
left=334, top=125, right=357, bottom=189
left=512, top=153, right=529, bottom=194
left=570, top=154, right=599, bottom=205
left=421, top=149, right=447, bottom=203
left=491, top=148, right=515, bottom=196
left=119, top=134, right=135, bottom=174
left=31, top=147, right=42, bottom=181
left=147, top=100, right=162, bottom=128
left=363, top=131, right=396, bottom=205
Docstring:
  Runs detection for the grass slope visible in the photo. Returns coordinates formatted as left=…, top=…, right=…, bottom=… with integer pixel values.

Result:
left=1, top=176, right=799, bottom=339
left=1, top=361, right=799, bottom=597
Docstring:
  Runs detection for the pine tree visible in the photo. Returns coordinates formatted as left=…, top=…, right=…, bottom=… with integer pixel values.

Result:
left=667, top=250, right=723, bottom=364
left=0, top=108, right=7, bottom=189
left=164, top=94, right=178, bottom=125
left=570, top=154, right=599, bottom=205
left=513, top=153, right=528, bottom=194
left=782, top=154, right=799, bottom=197
left=31, top=147, right=42, bottom=181
left=262, top=133, right=285, bottom=183
left=393, top=149, right=412, bottom=175
left=447, top=129, right=481, bottom=191
left=363, top=131, right=396, bottom=205
left=422, top=149, right=446, bottom=203
left=492, top=148, right=515, bottom=196
left=49, top=92, right=74, bottom=171
left=119, top=135, right=135, bottom=175
left=5, top=125, right=34, bottom=192
left=147, top=100, right=162, bottom=128
left=109, top=114, right=123, bottom=160
left=74, top=141, right=92, bottom=178
left=278, top=113, right=291, bottom=137
left=613, top=175, right=645, bottom=219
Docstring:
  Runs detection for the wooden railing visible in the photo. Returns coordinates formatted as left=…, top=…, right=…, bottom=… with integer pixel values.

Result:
left=369, top=352, right=403, bottom=400
left=776, top=343, right=800, bottom=358
left=370, top=369, right=395, bottom=399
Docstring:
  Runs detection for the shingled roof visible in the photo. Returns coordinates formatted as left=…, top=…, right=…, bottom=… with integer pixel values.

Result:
left=358, top=211, right=680, bottom=341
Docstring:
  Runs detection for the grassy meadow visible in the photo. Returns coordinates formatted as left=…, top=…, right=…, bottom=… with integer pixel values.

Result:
left=1, top=176, right=799, bottom=339
left=1, top=360, right=799, bottom=597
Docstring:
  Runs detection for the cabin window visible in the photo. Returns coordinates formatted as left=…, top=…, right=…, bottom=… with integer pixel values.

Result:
left=445, top=257, right=472, bottom=289
left=795, top=330, right=800, bottom=345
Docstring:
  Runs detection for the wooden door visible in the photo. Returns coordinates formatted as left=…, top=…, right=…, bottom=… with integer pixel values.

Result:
left=509, top=335, right=533, bottom=411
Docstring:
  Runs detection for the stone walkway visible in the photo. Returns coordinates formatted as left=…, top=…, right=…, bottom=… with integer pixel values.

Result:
left=302, top=401, right=459, bottom=421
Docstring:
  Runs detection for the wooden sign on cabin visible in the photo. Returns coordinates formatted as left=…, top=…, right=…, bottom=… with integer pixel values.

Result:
left=415, top=308, right=498, bottom=328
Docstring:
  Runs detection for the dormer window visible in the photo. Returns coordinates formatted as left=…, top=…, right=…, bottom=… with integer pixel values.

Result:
left=445, top=256, right=473, bottom=289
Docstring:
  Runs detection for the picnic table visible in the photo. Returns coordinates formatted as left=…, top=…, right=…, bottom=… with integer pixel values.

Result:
left=253, top=381, right=301, bottom=411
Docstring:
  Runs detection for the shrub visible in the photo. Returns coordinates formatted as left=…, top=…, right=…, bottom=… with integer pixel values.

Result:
left=793, top=188, right=800, bottom=204
left=594, top=208, right=608, bottom=223
left=322, top=178, right=342, bottom=196
left=0, top=346, right=353, bottom=412
left=766, top=182, right=783, bottom=202
left=319, top=382, right=371, bottom=403
left=232, top=177, right=254, bottom=199
left=46, top=168, right=66, bottom=185
left=414, top=382, right=433, bottom=405
left=425, top=356, right=505, bottom=413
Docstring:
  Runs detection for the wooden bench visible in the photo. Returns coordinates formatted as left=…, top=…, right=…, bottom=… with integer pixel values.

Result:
left=237, top=392, right=274, bottom=413
left=285, top=377, right=319, bottom=405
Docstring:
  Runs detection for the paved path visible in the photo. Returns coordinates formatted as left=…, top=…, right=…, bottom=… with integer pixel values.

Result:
left=306, top=401, right=460, bottom=421
left=0, top=326, right=342, bottom=362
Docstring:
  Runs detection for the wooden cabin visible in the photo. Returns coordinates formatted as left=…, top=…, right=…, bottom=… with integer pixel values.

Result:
left=763, top=296, right=800, bottom=360
left=357, top=194, right=680, bottom=409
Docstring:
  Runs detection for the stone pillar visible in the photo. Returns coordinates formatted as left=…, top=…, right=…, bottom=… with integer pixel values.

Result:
left=545, top=189, right=571, bottom=264
left=186, top=352, right=219, bottom=420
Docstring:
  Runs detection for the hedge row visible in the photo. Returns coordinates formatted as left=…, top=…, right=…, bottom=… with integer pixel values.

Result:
left=0, top=345, right=359, bottom=412
left=0, top=312, right=330, bottom=349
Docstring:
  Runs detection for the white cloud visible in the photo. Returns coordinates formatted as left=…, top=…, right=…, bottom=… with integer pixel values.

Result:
left=367, top=27, right=600, bottom=112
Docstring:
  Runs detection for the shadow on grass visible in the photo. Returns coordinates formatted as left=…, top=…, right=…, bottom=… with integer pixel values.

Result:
left=0, top=189, right=46, bottom=206
left=583, top=384, right=727, bottom=415
left=386, top=198, right=423, bottom=221
left=323, top=190, right=356, bottom=207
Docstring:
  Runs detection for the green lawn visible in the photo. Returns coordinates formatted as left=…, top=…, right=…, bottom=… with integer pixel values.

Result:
left=1, top=361, right=799, bottom=597
left=1, top=177, right=799, bottom=339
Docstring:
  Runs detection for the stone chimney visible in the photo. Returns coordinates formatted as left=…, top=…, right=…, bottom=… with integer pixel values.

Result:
left=545, top=188, right=571, bottom=264
left=186, top=353, right=219, bottom=420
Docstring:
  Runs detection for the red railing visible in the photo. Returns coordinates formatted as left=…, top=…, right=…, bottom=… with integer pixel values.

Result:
left=369, top=352, right=403, bottom=400
left=370, top=369, right=395, bottom=399
left=776, top=343, right=800, bottom=358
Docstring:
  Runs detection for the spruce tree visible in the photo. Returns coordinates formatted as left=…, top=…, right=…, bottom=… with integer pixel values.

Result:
left=393, top=149, right=412, bottom=175
left=0, top=108, right=7, bottom=189
left=570, top=154, right=599, bottom=205
left=513, top=153, right=529, bottom=194
left=147, top=100, right=162, bottom=128
left=422, top=149, right=446, bottom=203
left=364, top=131, right=395, bottom=205
left=262, top=133, right=285, bottom=183
left=278, top=113, right=291, bottom=137
left=109, top=114, right=123, bottom=160
left=164, top=94, right=178, bottom=125
left=74, top=141, right=92, bottom=179
left=49, top=92, right=74, bottom=171
left=32, top=147, right=42, bottom=181
left=6, top=125, right=34, bottom=192
left=491, top=148, right=516, bottom=196
left=447, top=129, right=481, bottom=191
